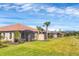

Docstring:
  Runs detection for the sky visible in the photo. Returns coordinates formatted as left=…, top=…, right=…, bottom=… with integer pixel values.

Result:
left=0, top=3, right=79, bottom=31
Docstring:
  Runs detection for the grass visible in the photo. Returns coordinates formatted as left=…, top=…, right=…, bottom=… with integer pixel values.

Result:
left=0, top=36, right=79, bottom=56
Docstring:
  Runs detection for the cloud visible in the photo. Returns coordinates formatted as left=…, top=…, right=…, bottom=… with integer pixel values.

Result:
left=0, top=4, right=18, bottom=11
left=16, top=4, right=33, bottom=12
left=18, top=6, right=33, bottom=12
left=18, top=3, right=46, bottom=12
left=45, top=7, right=57, bottom=13
left=55, top=7, right=79, bottom=16
left=0, top=3, right=78, bottom=16
left=0, top=3, right=79, bottom=16
left=1, top=3, right=79, bottom=20
left=0, top=3, right=32, bottom=12
left=45, top=6, right=79, bottom=17
left=21, top=4, right=32, bottom=8
left=64, top=7, right=79, bottom=16
left=56, top=8, right=65, bottom=13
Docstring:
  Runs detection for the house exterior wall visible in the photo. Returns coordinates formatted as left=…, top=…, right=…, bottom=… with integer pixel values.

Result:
left=0, top=31, right=45, bottom=42
left=1, top=31, right=22, bottom=42
left=1, top=32, right=14, bottom=42
left=34, top=33, right=38, bottom=40
left=38, top=34, right=45, bottom=40
left=53, top=33, right=57, bottom=38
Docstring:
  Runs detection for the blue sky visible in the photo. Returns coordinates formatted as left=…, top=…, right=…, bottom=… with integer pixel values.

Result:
left=0, top=3, right=79, bottom=31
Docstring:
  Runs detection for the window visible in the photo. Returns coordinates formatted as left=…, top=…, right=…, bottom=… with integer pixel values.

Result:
left=10, top=32, right=12, bottom=39
left=3, top=33, right=5, bottom=39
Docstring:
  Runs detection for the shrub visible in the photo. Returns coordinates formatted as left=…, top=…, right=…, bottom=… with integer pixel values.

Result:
left=0, top=44, right=8, bottom=48
left=1, top=40, right=11, bottom=44
left=0, top=33, right=4, bottom=46
left=14, top=31, right=21, bottom=42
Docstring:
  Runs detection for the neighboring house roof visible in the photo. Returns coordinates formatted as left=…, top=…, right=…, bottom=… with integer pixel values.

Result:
left=0, top=23, right=38, bottom=32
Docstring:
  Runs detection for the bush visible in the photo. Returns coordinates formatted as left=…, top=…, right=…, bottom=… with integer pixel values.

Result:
left=14, top=31, right=21, bottom=42
left=0, top=43, right=8, bottom=48
left=1, top=40, right=11, bottom=44
left=75, top=36, right=79, bottom=39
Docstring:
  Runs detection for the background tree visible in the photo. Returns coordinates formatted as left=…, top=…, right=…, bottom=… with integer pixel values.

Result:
left=37, top=26, right=44, bottom=32
left=36, top=26, right=44, bottom=40
left=43, top=21, right=51, bottom=40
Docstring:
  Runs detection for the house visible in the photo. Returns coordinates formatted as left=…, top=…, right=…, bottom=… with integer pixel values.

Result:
left=0, top=23, right=42, bottom=42
left=0, top=23, right=65, bottom=42
left=48, top=31, right=65, bottom=38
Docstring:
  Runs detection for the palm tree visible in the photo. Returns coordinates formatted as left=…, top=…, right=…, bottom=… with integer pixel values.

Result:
left=43, top=21, right=51, bottom=40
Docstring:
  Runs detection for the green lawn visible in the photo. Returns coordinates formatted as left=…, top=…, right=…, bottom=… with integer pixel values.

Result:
left=0, top=36, right=79, bottom=56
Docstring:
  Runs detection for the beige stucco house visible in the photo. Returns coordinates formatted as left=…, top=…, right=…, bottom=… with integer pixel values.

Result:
left=0, top=23, right=45, bottom=42
left=0, top=23, right=63, bottom=42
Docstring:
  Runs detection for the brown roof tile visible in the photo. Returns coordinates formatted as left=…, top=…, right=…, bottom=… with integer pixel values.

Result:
left=0, top=23, right=37, bottom=32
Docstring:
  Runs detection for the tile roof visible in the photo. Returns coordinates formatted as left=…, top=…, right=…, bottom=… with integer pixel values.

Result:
left=0, top=23, right=38, bottom=32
